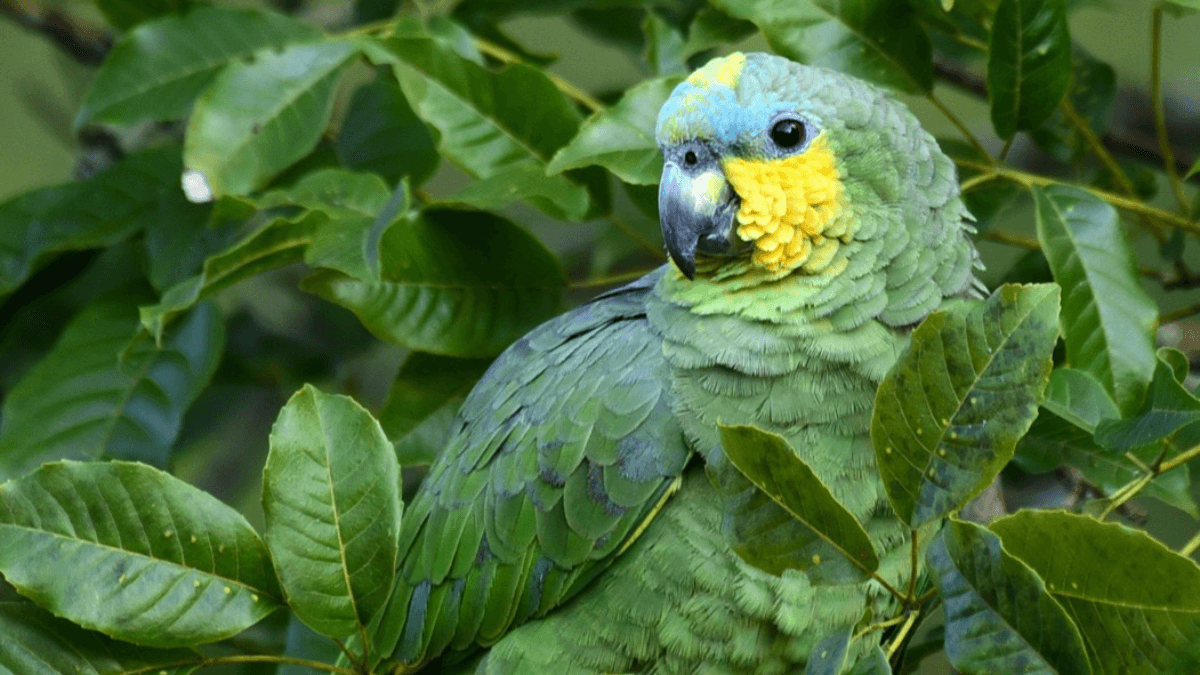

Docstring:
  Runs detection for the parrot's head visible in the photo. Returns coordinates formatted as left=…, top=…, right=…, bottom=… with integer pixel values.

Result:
left=656, top=52, right=963, bottom=282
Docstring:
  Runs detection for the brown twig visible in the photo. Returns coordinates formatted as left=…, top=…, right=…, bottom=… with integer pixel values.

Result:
left=0, top=0, right=110, bottom=65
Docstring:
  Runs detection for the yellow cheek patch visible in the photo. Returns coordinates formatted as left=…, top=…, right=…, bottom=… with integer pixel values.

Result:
left=686, top=52, right=746, bottom=91
left=723, top=134, right=851, bottom=275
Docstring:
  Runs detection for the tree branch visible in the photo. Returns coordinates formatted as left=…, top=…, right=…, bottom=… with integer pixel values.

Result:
left=0, top=0, right=110, bottom=65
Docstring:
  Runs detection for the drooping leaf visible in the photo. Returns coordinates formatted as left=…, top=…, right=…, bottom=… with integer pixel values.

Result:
left=183, top=38, right=360, bottom=199
left=1033, top=185, right=1157, bottom=414
left=0, top=301, right=224, bottom=480
left=548, top=77, right=682, bottom=185
left=369, top=36, right=592, bottom=220
left=1040, top=368, right=1120, bottom=433
left=991, top=511, right=1200, bottom=675
left=0, top=601, right=199, bottom=675
left=928, top=519, right=1091, bottom=675
left=76, top=6, right=320, bottom=126
left=0, top=461, right=281, bottom=646
left=139, top=211, right=322, bottom=340
left=1095, top=349, right=1200, bottom=451
left=0, top=147, right=191, bottom=294
left=873, top=284, right=1059, bottom=528
left=379, top=352, right=493, bottom=465
left=713, top=0, right=934, bottom=94
left=987, top=0, right=1072, bottom=138
left=336, top=70, right=439, bottom=187
left=720, top=424, right=880, bottom=584
left=302, top=207, right=565, bottom=357
left=263, top=386, right=400, bottom=638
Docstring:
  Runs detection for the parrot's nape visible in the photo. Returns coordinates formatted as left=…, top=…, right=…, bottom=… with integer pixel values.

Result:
left=371, top=51, right=983, bottom=674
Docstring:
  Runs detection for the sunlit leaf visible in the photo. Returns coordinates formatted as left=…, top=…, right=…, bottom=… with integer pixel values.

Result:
left=992, top=511, right=1200, bottom=674
left=336, top=70, right=439, bottom=187
left=380, top=353, right=493, bottom=465
left=0, top=601, right=199, bottom=675
left=77, top=6, right=320, bottom=126
left=873, top=284, right=1059, bottom=527
left=720, top=424, right=879, bottom=584
left=548, top=77, right=681, bottom=185
left=184, top=38, right=360, bottom=199
left=713, top=0, right=933, bottom=94
left=264, top=386, right=400, bottom=638
left=0, top=301, right=223, bottom=480
left=987, top=0, right=1071, bottom=138
left=1033, top=185, right=1157, bottom=414
left=0, top=461, right=281, bottom=646
left=928, top=519, right=1091, bottom=675
left=302, top=207, right=565, bottom=358
left=1095, top=349, right=1200, bottom=451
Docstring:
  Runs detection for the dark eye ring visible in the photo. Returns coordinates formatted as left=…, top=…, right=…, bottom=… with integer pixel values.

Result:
left=770, top=119, right=805, bottom=149
left=684, top=150, right=698, bottom=166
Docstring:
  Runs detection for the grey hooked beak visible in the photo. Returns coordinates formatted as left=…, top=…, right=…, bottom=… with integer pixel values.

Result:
left=658, top=149, right=742, bottom=279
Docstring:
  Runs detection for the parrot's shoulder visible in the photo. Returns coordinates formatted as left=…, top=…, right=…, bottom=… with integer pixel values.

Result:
left=377, top=266, right=692, bottom=665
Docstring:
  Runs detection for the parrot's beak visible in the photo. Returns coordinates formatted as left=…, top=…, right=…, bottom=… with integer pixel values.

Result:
left=658, top=149, right=743, bottom=280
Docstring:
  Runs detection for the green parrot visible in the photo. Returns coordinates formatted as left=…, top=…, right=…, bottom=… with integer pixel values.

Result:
left=371, top=51, right=983, bottom=674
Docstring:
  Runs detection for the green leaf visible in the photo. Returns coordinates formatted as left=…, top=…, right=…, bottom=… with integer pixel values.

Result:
left=0, top=301, right=224, bottom=480
left=991, top=511, right=1200, bottom=675
left=371, top=36, right=592, bottom=220
left=0, top=147, right=190, bottom=294
left=1041, top=368, right=1120, bottom=433
left=939, top=139, right=1022, bottom=234
left=302, top=207, right=565, bottom=358
left=719, top=424, right=880, bottom=584
left=1094, top=350, right=1200, bottom=452
left=77, top=6, right=320, bottom=126
left=1162, top=0, right=1200, bottom=17
left=713, top=0, right=934, bottom=94
left=264, top=385, right=400, bottom=638
left=849, top=645, right=892, bottom=674
left=379, top=352, right=493, bottom=465
left=183, top=38, right=360, bottom=200
left=644, top=12, right=687, bottom=76
left=548, top=77, right=681, bottom=185
left=0, top=461, right=281, bottom=646
left=336, top=71, right=440, bottom=187
left=1029, top=49, right=1116, bottom=164
left=805, top=625, right=852, bottom=675
left=986, top=0, right=1072, bottom=138
left=927, top=519, right=1091, bottom=675
left=0, top=601, right=199, bottom=675
left=95, top=0, right=193, bottom=31
left=139, top=211, right=321, bottom=340
left=1033, top=185, right=1157, bottom=414
left=1185, top=156, right=1200, bottom=181
left=446, top=163, right=589, bottom=218
left=873, top=284, right=1059, bottom=528
left=681, top=7, right=758, bottom=58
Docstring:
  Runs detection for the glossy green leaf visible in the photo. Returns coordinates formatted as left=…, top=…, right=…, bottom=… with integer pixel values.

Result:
left=336, top=71, right=439, bottom=187
left=1095, top=350, right=1200, bottom=451
left=0, top=461, right=281, bottom=646
left=302, top=207, right=565, bottom=358
left=873, top=284, right=1059, bottom=527
left=991, top=511, right=1200, bottom=675
left=183, top=38, right=360, bottom=199
left=0, top=301, right=223, bottom=480
left=1040, top=368, right=1120, bottom=433
left=0, top=148, right=189, bottom=294
left=548, top=77, right=681, bottom=185
left=644, top=12, right=687, bottom=76
left=987, top=0, right=1071, bottom=138
left=0, top=601, right=199, bottom=675
left=720, top=424, right=880, bottom=584
left=713, top=0, right=933, bottom=94
left=446, top=163, right=589, bottom=218
left=95, top=0, right=193, bottom=30
left=379, top=352, right=492, bottom=465
left=1030, top=49, right=1116, bottom=164
left=805, top=625, right=852, bottom=675
left=1034, top=185, right=1157, bottom=414
left=264, top=385, right=400, bottom=638
left=139, top=212, right=321, bottom=340
left=372, top=36, right=591, bottom=220
left=77, top=6, right=320, bottom=126
left=928, top=519, right=1091, bottom=675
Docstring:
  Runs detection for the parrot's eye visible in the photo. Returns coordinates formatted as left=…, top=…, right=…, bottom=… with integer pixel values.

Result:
left=684, top=150, right=698, bottom=166
left=770, top=119, right=805, bottom=149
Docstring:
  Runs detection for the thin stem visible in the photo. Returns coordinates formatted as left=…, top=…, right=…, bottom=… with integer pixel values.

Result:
left=1100, top=443, right=1200, bottom=518
left=983, top=229, right=1040, bottom=250
left=929, top=93, right=990, bottom=161
left=125, top=655, right=356, bottom=675
left=474, top=36, right=605, bottom=113
left=334, top=637, right=364, bottom=672
left=960, top=171, right=1002, bottom=192
left=571, top=267, right=659, bottom=288
left=1151, top=4, right=1190, bottom=213
left=852, top=614, right=910, bottom=641
left=954, top=159, right=1200, bottom=235
left=1180, top=530, right=1200, bottom=558
left=1061, top=97, right=1138, bottom=197
left=998, top=137, right=1014, bottom=162
left=1156, top=443, right=1200, bottom=475
left=1161, top=302, right=1200, bottom=324
left=907, top=529, right=919, bottom=602
left=885, top=610, right=921, bottom=660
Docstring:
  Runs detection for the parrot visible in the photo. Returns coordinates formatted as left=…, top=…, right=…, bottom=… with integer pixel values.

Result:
left=370, top=51, right=983, bottom=674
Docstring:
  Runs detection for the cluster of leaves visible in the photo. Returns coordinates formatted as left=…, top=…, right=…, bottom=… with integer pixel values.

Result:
left=0, top=0, right=1199, bottom=674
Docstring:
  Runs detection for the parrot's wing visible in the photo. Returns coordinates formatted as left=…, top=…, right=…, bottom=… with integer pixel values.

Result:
left=374, top=267, right=692, bottom=666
